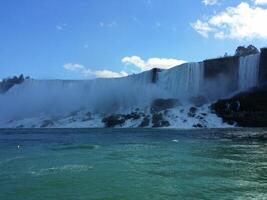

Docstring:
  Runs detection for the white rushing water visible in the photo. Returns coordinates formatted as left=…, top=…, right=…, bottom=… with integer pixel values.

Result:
left=158, top=62, right=204, bottom=99
left=239, top=54, right=260, bottom=91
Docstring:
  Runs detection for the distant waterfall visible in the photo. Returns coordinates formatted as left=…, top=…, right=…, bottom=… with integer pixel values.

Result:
left=158, top=62, right=204, bottom=99
left=239, top=54, right=260, bottom=91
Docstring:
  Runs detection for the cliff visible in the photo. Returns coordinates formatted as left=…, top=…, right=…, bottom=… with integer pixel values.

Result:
left=212, top=84, right=267, bottom=127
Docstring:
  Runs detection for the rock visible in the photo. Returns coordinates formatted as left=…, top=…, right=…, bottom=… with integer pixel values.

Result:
left=189, top=96, right=208, bottom=107
left=203, top=56, right=239, bottom=98
left=161, top=120, right=170, bottom=127
left=151, top=98, right=181, bottom=113
left=190, top=107, right=197, bottom=113
left=188, top=107, right=197, bottom=117
left=0, top=74, right=26, bottom=93
left=235, top=45, right=259, bottom=57
left=212, top=85, right=267, bottom=127
left=151, top=68, right=161, bottom=83
left=152, top=113, right=170, bottom=127
left=125, top=112, right=141, bottom=120
left=40, top=120, right=54, bottom=128
left=102, top=115, right=125, bottom=128
left=193, top=123, right=203, bottom=128
left=139, top=116, right=150, bottom=127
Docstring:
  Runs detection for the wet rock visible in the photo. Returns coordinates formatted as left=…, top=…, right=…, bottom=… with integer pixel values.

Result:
left=40, top=120, right=54, bottom=128
left=188, top=107, right=197, bottom=117
left=212, top=85, right=267, bottom=127
left=151, top=68, right=161, bottom=83
left=0, top=74, right=27, bottom=93
left=193, top=123, right=203, bottom=128
left=152, top=113, right=170, bottom=127
left=125, top=112, right=141, bottom=120
left=139, top=116, right=150, bottom=127
left=151, top=98, right=181, bottom=113
left=190, top=107, right=197, bottom=113
left=102, top=115, right=125, bottom=128
left=203, top=56, right=239, bottom=97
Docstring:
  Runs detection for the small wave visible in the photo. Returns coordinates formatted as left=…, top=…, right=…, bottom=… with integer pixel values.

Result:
left=29, top=164, right=93, bottom=176
left=53, top=144, right=99, bottom=151
left=0, top=156, right=26, bottom=165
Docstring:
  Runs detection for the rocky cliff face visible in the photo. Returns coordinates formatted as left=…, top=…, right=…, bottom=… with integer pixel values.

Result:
left=0, top=74, right=27, bottom=93
left=211, top=46, right=267, bottom=127
left=203, top=56, right=239, bottom=99
left=235, top=45, right=259, bottom=57
left=212, top=84, right=267, bottom=127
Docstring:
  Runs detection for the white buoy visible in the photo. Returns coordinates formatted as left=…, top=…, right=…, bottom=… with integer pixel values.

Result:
left=17, top=145, right=20, bottom=149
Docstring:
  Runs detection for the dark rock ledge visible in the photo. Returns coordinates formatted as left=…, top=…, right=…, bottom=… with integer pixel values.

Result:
left=212, top=84, right=267, bottom=127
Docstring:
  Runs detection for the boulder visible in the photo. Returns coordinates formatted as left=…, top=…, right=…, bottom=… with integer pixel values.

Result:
left=102, top=115, right=125, bottom=128
left=188, top=107, right=197, bottom=117
left=152, top=113, right=170, bottom=127
left=139, top=116, right=150, bottom=127
left=235, top=45, right=259, bottom=57
left=125, top=112, right=141, bottom=120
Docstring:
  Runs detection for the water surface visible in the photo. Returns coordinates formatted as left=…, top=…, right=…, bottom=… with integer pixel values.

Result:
left=0, top=128, right=267, bottom=200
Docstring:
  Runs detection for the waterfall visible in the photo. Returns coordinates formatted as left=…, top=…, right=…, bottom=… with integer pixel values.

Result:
left=0, top=71, right=164, bottom=121
left=1, top=54, right=262, bottom=124
left=239, top=54, right=260, bottom=91
left=158, top=62, right=204, bottom=99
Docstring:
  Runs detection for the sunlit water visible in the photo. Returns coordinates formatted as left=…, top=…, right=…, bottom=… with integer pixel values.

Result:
left=0, top=128, right=267, bottom=200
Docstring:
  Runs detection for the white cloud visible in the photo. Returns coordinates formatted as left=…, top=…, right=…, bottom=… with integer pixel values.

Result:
left=191, top=20, right=215, bottom=38
left=202, top=0, right=219, bottom=6
left=192, top=2, right=267, bottom=40
left=99, top=21, right=117, bottom=28
left=254, top=0, right=267, bottom=5
left=122, top=56, right=186, bottom=71
left=56, top=23, right=67, bottom=31
left=63, top=63, right=128, bottom=79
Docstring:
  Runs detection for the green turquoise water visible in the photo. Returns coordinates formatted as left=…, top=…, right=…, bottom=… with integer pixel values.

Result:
left=0, top=129, right=267, bottom=200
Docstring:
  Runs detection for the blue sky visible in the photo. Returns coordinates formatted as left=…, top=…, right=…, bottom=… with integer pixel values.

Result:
left=1, top=0, right=267, bottom=80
